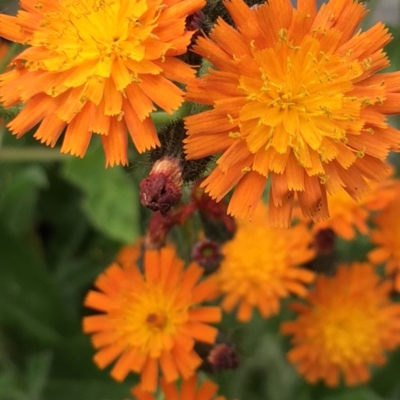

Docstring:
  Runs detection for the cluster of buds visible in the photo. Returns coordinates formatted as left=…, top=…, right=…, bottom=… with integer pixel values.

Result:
left=140, top=121, right=237, bottom=250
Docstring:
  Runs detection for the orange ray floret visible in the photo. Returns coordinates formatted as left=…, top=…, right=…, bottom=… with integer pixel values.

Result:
left=213, top=202, right=315, bottom=322
left=0, top=39, right=9, bottom=127
left=369, top=180, right=400, bottom=291
left=281, top=263, right=400, bottom=387
left=83, top=245, right=221, bottom=392
left=130, top=376, right=230, bottom=400
left=116, top=239, right=143, bottom=268
left=0, top=39, right=8, bottom=63
left=0, top=0, right=204, bottom=166
left=307, top=171, right=396, bottom=240
left=184, top=0, right=400, bottom=226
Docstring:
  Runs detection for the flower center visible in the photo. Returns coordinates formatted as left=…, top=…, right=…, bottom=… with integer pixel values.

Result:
left=115, top=286, right=188, bottom=356
left=146, top=312, right=167, bottom=330
left=316, top=303, right=380, bottom=365
left=239, top=30, right=366, bottom=172
left=29, top=0, right=155, bottom=73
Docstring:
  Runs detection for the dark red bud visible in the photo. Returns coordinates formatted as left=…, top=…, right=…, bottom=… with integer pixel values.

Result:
left=314, top=228, right=336, bottom=255
left=207, top=343, right=240, bottom=372
left=192, top=239, right=222, bottom=274
left=140, top=158, right=183, bottom=216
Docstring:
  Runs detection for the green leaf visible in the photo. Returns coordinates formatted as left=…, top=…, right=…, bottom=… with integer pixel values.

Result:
left=62, top=144, right=139, bottom=244
left=0, top=228, right=73, bottom=346
left=25, top=352, right=53, bottom=400
left=371, top=348, right=400, bottom=398
left=0, top=373, right=26, bottom=400
left=42, top=379, right=133, bottom=400
left=0, top=165, right=48, bottom=235
left=321, top=387, right=383, bottom=400
left=221, top=332, right=300, bottom=400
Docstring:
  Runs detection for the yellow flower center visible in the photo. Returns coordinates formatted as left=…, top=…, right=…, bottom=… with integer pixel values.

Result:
left=314, top=298, right=380, bottom=366
left=29, top=0, right=157, bottom=74
left=239, top=30, right=366, bottom=173
left=114, top=285, right=189, bottom=357
left=146, top=312, right=168, bottom=330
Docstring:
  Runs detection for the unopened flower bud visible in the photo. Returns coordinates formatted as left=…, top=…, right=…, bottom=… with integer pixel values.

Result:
left=140, top=158, right=183, bottom=215
left=195, top=338, right=240, bottom=373
left=149, top=121, right=212, bottom=183
left=192, top=239, right=222, bottom=274
left=183, top=11, right=207, bottom=65
left=207, top=343, right=240, bottom=372
left=305, top=228, right=337, bottom=275
left=141, top=121, right=212, bottom=215
left=186, top=10, right=206, bottom=31
left=314, top=228, right=336, bottom=255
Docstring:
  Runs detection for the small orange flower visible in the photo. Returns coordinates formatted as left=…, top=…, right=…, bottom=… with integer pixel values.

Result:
left=185, top=0, right=400, bottom=226
left=282, top=263, right=400, bottom=387
left=369, top=181, right=400, bottom=291
left=214, top=202, right=315, bottom=322
left=131, top=376, right=229, bottom=400
left=0, top=0, right=204, bottom=166
left=83, top=245, right=221, bottom=392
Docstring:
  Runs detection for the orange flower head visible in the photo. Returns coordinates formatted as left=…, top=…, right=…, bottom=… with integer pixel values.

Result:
left=184, top=0, right=400, bottom=226
left=130, top=375, right=230, bottom=400
left=0, top=0, right=204, bottom=166
left=215, top=202, right=315, bottom=322
left=369, top=180, right=400, bottom=291
left=83, top=245, right=221, bottom=392
left=281, top=263, right=400, bottom=387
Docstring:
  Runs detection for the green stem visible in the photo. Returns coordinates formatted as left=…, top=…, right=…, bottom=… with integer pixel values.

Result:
left=0, top=148, right=67, bottom=162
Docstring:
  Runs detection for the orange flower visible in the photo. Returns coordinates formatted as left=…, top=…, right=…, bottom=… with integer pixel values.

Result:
left=83, top=245, right=221, bottom=392
left=281, top=263, right=400, bottom=387
left=130, top=376, right=229, bottom=400
left=369, top=181, right=400, bottom=291
left=0, top=0, right=204, bottom=166
left=214, top=202, right=315, bottom=322
left=184, top=0, right=400, bottom=226
left=310, top=175, right=396, bottom=240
